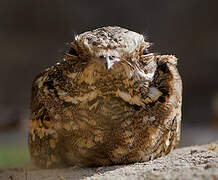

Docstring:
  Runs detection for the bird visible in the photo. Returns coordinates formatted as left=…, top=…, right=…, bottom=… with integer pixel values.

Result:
left=28, top=26, right=182, bottom=168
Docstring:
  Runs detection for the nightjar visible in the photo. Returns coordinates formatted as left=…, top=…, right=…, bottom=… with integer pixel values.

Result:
left=28, top=26, right=182, bottom=168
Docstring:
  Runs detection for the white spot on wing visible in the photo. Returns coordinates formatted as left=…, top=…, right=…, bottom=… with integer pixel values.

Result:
left=126, top=70, right=133, bottom=78
left=149, top=116, right=156, bottom=122
left=116, top=89, right=143, bottom=106
left=148, top=87, right=162, bottom=101
left=165, top=139, right=170, bottom=146
left=58, top=90, right=78, bottom=104
left=71, top=99, right=78, bottom=104
left=117, top=90, right=131, bottom=102
left=67, top=72, right=78, bottom=79
left=137, top=70, right=155, bottom=81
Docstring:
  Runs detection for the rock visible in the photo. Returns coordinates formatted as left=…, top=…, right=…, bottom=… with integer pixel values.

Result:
left=0, top=141, right=218, bottom=180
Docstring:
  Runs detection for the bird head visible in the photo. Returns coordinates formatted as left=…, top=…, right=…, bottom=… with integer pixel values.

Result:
left=67, top=26, right=151, bottom=70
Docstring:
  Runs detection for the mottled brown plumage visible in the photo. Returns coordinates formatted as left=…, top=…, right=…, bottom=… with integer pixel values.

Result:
left=28, top=26, right=182, bottom=168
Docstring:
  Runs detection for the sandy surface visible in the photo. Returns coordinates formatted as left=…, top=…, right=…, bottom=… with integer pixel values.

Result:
left=0, top=141, right=218, bottom=180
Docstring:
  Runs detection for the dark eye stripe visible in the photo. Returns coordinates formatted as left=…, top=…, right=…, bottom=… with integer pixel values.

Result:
left=69, top=47, right=78, bottom=56
left=142, top=49, right=148, bottom=55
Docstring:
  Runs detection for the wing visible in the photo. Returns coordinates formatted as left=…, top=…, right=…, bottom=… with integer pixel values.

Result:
left=28, top=55, right=86, bottom=168
left=137, top=54, right=182, bottom=147
left=135, top=54, right=182, bottom=108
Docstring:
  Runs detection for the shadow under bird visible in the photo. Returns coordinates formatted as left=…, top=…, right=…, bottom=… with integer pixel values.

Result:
left=28, top=26, right=182, bottom=168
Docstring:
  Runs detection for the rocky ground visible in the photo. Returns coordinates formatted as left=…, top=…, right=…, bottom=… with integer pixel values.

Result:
left=0, top=141, right=218, bottom=180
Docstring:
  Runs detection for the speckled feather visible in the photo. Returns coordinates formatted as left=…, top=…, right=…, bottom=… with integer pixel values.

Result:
left=28, top=26, right=182, bottom=168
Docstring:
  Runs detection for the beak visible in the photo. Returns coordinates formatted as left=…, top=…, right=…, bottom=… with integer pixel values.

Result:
left=105, top=56, right=114, bottom=70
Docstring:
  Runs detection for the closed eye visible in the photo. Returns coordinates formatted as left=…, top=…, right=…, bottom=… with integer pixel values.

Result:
left=142, top=48, right=149, bottom=55
left=68, top=47, right=78, bottom=56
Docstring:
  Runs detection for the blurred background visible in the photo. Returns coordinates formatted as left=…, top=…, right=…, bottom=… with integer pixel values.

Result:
left=0, top=0, right=218, bottom=168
